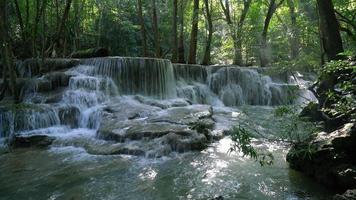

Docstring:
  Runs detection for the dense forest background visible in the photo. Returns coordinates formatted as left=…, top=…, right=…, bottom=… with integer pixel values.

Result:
left=1, top=0, right=355, bottom=68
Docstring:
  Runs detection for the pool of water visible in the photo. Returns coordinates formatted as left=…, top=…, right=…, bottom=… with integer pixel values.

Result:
left=0, top=106, right=332, bottom=200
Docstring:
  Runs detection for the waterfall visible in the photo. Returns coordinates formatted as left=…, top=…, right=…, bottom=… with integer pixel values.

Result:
left=173, top=64, right=296, bottom=106
left=0, top=105, right=60, bottom=137
left=1, top=57, right=308, bottom=146
left=83, top=57, right=177, bottom=99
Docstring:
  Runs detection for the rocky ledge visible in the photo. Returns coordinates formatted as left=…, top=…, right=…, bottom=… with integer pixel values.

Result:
left=287, top=123, right=356, bottom=196
left=95, top=97, right=218, bottom=158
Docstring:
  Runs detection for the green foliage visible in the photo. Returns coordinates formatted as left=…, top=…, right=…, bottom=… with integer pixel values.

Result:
left=274, top=105, right=294, bottom=117
left=274, top=105, right=319, bottom=143
left=228, top=126, right=274, bottom=166
left=319, top=57, right=356, bottom=121
left=288, top=143, right=317, bottom=160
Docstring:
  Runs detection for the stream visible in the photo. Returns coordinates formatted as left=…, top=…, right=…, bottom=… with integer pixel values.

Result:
left=0, top=57, right=332, bottom=199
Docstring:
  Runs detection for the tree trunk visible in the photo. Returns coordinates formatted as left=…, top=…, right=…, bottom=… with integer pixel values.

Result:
left=13, top=0, right=25, bottom=42
left=172, top=0, right=178, bottom=62
left=315, top=0, right=344, bottom=107
left=259, top=0, right=285, bottom=67
left=188, top=0, right=199, bottom=64
left=234, top=0, right=251, bottom=65
left=287, top=0, right=299, bottom=59
left=316, top=0, right=343, bottom=61
left=50, top=0, right=73, bottom=57
left=0, top=0, right=19, bottom=102
left=202, top=0, right=212, bottom=65
left=178, top=0, right=186, bottom=63
left=152, top=0, right=161, bottom=57
left=41, top=0, right=47, bottom=72
left=138, top=0, right=148, bottom=57
left=220, top=0, right=251, bottom=65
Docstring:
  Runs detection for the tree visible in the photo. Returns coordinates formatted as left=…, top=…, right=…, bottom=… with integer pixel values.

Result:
left=314, top=0, right=344, bottom=107
left=48, top=0, right=73, bottom=57
left=172, top=0, right=178, bottom=62
left=220, top=0, right=252, bottom=65
left=259, top=0, right=285, bottom=67
left=138, top=0, right=148, bottom=57
left=188, top=0, right=199, bottom=64
left=202, top=0, right=212, bottom=65
left=152, top=0, right=161, bottom=58
left=287, top=0, right=299, bottom=59
left=178, top=0, right=186, bottom=63
left=316, top=0, right=344, bottom=62
left=0, top=0, right=19, bottom=102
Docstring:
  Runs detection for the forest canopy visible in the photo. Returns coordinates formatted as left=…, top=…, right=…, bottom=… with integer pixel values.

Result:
left=1, top=0, right=355, bottom=68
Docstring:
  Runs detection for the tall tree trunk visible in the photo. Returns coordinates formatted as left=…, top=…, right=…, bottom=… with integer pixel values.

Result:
left=0, top=0, right=19, bottom=102
left=234, top=0, right=251, bottom=65
left=13, top=0, right=25, bottom=42
left=138, top=0, right=148, bottom=57
left=315, top=0, right=344, bottom=106
left=152, top=0, right=161, bottom=57
left=220, top=0, right=251, bottom=65
left=41, top=0, right=47, bottom=71
left=259, top=0, right=285, bottom=67
left=287, top=0, right=299, bottom=59
left=172, top=0, right=178, bottom=62
left=73, top=0, right=81, bottom=51
left=25, top=0, right=29, bottom=28
left=188, top=0, right=199, bottom=64
left=202, top=0, right=212, bottom=65
left=50, top=0, right=73, bottom=57
left=32, top=0, right=41, bottom=57
left=178, top=0, right=186, bottom=63
left=316, top=0, right=343, bottom=62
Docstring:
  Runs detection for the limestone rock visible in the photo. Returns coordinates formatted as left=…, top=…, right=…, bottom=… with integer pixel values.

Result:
left=11, top=135, right=55, bottom=148
left=287, top=123, right=356, bottom=192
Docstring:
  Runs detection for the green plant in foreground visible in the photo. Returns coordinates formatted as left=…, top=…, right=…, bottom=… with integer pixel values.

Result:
left=228, top=126, right=274, bottom=166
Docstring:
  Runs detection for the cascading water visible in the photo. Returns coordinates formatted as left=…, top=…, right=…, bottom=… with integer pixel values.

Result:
left=0, top=57, right=330, bottom=200
left=174, top=64, right=297, bottom=106
left=0, top=57, right=304, bottom=146
left=83, top=57, right=177, bottom=99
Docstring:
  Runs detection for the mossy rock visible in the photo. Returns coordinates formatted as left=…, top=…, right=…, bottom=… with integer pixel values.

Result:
left=70, top=47, right=110, bottom=58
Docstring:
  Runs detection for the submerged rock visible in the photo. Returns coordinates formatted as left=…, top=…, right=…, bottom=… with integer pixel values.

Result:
left=11, top=135, right=55, bottom=148
left=287, top=123, right=356, bottom=192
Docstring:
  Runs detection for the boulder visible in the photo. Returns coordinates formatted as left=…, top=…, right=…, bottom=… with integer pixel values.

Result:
left=287, top=123, right=356, bottom=192
left=11, top=135, right=55, bottom=148
left=333, top=189, right=356, bottom=200
left=97, top=100, right=215, bottom=157
left=57, top=105, right=81, bottom=128
left=299, top=102, right=323, bottom=121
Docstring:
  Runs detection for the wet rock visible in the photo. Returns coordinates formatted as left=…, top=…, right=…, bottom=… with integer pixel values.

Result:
left=11, top=135, right=55, bottom=148
left=299, top=102, right=323, bottom=121
left=287, top=123, right=356, bottom=192
left=211, top=196, right=224, bottom=200
left=333, top=189, right=356, bottom=200
left=86, top=143, right=145, bottom=156
left=57, top=105, right=80, bottom=128
left=134, top=95, right=190, bottom=109
left=43, top=72, right=72, bottom=89
left=98, top=101, right=215, bottom=156
left=70, top=47, right=110, bottom=58
left=163, top=132, right=208, bottom=152
left=18, top=58, right=80, bottom=78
